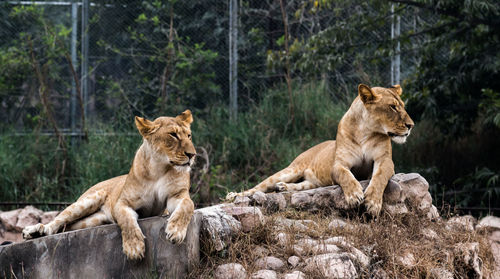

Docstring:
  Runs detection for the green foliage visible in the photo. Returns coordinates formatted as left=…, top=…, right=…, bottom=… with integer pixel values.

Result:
left=452, top=167, right=500, bottom=209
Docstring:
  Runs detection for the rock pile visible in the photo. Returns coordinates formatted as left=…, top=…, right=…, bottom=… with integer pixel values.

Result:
left=196, top=173, right=499, bottom=279
left=0, top=206, right=58, bottom=244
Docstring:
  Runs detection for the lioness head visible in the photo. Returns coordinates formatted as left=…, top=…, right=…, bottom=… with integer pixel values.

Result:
left=135, top=110, right=196, bottom=169
left=358, top=84, right=414, bottom=144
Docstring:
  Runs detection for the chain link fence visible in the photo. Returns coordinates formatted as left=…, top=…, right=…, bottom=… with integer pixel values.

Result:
left=0, top=0, right=440, bottom=134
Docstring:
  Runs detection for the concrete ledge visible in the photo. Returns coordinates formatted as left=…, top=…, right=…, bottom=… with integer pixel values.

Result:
left=0, top=212, right=201, bottom=279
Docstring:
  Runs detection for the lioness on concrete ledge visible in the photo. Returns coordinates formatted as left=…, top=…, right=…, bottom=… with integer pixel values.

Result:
left=227, top=84, right=414, bottom=216
left=22, top=110, right=197, bottom=260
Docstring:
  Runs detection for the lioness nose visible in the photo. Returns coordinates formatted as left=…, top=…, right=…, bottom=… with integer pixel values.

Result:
left=405, top=123, right=414, bottom=129
left=185, top=152, right=196, bottom=159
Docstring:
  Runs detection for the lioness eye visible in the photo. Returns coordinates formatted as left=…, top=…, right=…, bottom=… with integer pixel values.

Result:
left=390, top=104, right=397, bottom=111
left=169, top=133, right=179, bottom=140
left=188, top=134, right=192, bottom=139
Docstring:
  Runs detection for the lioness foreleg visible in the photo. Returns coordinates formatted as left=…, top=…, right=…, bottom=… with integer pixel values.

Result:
left=113, top=202, right=145, bottom=260
left=364, top=157, right=394, bottom=216
left=23, top=190, right=106, bottom=239
left=165, top=190, right=194, bottom=244
left=333, top=162, right=364, bottom=207
left=226, top=167, right=302, bottom=200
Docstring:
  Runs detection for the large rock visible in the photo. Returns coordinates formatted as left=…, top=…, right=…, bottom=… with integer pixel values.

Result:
left=251, top=269, right=277, bottom=279
left=214, top=263, right=247, bottom=279
left=305, top=253, right=358, bottom=278
left=41, top=211, right=60, bottom=225
left=199, top=205, right=242, bottom=251
left=0, top=209, right=22, bottom=232
left=15, top=206, right=43, bottom=231
left=391, top=173, right=439, bottom=219
left=0, top=213, right=201, bottom=279
left=254, top=256, right=285, bottom=271
left=284, top=270, right=306, bottom=279
left=222, top=206, right=265, bottom=232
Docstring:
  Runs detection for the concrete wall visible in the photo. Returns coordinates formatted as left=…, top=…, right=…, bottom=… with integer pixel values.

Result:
left=0, top=212, right=201, bottom=279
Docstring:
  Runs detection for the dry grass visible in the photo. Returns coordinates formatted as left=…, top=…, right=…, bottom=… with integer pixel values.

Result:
left=188, top=206, right=496, bottom=278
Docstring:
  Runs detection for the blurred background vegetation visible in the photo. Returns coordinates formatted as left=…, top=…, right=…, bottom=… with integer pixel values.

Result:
left=0, top=0, right=498, bottom=215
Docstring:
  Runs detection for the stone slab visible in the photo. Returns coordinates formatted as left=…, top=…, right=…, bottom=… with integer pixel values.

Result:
left=0, top=212, right=201, bottom=279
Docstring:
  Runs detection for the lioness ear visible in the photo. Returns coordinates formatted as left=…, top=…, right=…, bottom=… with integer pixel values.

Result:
left=391, top=84, right=403, bottom=96
left=358, top=84, right=379, bottom=104
left=176, top=109, right=193, bottom=125
left=135, top=116, right=159, bottom=136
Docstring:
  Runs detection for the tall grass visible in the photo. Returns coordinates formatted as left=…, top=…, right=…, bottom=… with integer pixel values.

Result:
left=1, top=82, right=498, bottom=212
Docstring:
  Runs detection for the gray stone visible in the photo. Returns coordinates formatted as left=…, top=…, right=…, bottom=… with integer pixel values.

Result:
left=305, top=253, right=358, bottom=278
left=429, top=267, right=453, bottom=279
left=384, top=203, right=408, bottom=215
left=0, top=209, right=21, bottom=232
left=233, top=196, right=251, bottom=206
left=251, top=269, right=277, bottom=279
left=446, top=215, right=476, bottom=232
left=454, top=242, right=482, bottom=278
left=214, top=263, right=247, bottom=279
left=264, top=193, right=287, bottom=213
left=254, top=256, right=285, bottom=271
left=41, top=211, right=59, bottom=225
left=392, top=173, right=438, bottom=218
left=199, top=205, right=242, bottom=251
left=324, top=237, right=370, bottom=268
left=328, top=218, right=348, bottom=230
left=0, top=213, right=201, bottom=279
left=222, top=206, right=265, bottom=232
left=253, top=245, right=270, bottom=257
left=287, top=256, right=300, bottom=267
left=396, top=252, right=416, bottom=268
left=252, top=191, right=267, bottom=205
left=421, top=228, right=439, bottom=240
left=291, top=192, right=312, bottom=209
left=383, top=179, right=405, bottom=204
left=477, top=215, right=500, bottom=231
left=273, top=217, right=315, bottom=232
left=283, top=271, right=306, bottom=279
left=15, top=206, right=43, bottom=231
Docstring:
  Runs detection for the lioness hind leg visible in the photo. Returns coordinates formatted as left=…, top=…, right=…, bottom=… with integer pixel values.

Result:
left=276, top=180, right=316, bottom=192
left=226, top=167, right=303, bottom=200
left=68, top=211, right=110, bottom=231
left=23, top=190, right=106, bottom=239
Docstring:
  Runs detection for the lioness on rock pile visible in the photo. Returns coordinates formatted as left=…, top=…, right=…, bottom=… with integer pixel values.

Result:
left=227, top=84, right=414, bottom=216
left=23, top=110, right=196, bottom=260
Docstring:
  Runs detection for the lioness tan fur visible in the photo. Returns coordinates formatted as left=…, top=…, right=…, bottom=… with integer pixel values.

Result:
left=23, top=110, right=196, bottom=260
left=227, top=84, right=414, bottom=216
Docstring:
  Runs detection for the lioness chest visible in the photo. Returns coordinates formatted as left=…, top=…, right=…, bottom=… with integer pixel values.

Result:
left=134, top=174, right=182, bottom=217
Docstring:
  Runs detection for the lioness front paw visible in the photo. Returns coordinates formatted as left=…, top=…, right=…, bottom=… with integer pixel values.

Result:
left=275, top=182, right=288, bottom=192
left=122, top=230, right=145, bottom=260
left=22, top=223, right=45, bottom=239
left=364, top=186, right=383, bottom=216
left=225, top=192, right=240, bottom=202
left=165, top=219, right=188, bottom=244
left=343, top=184, right=364, bottom=207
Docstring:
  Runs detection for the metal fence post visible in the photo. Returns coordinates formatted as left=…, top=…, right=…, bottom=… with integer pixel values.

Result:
left=229, top=0, right=238, bottom=121
left=70, top=1, right=78, bottom=144
left=391, top=4, right=400, bottom=85
left=81, top=0, right=89, bottom=122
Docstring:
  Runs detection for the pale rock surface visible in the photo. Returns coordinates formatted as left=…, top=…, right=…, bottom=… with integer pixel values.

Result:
left=15, top=206, right=43, bottom=231
left=0, top=209, right=21, bottom=231
left=305, top=253, right=358, bottom=278
left=287, top=256, right=300, bottom=267
left=40, top=211, right=59, bottom=225
left=222, top=206, right=265, bottom=232
left=250, top=269, right=277, bottom=279
left=214, top=263, right=247, bottom=279
left=233, top=196, right=251, bottom=206
left=290, top=192, right=312, bottom=209
left=328, top=218, right=347, bottom=229
left=252, top=191, right=267, bottom=206
left=477, top=215, right=500, bottom=231
left=446, top=215, right=476, bottom=232
left=254, top=256, right=285, bottom=271
left=199, top=205, right=242, bottom=251
left=429, top=267, right=454, bottom=279
left=397, top=252, right=416, bottom=268
left=454, top=242, right=482, bottom=278
left=283, top=270, right=306, bottom=279
left=263, top=193, right=286, bottom=212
